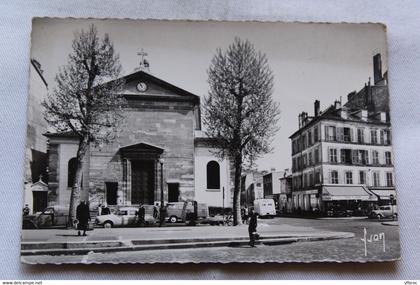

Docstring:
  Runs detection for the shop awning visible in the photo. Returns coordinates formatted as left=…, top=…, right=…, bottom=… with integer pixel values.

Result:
left=322, top=186, right=378, bottom=201
left=369, top=189, right=396, bottom=200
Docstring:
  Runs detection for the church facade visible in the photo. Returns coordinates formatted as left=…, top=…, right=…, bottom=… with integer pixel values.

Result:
left=43, top=70, right=233, bottom=211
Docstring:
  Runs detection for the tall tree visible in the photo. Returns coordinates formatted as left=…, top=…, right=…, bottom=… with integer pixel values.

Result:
left=42, top=24, right=126, bottom=224
left=203, top=38, right=280, bottom=225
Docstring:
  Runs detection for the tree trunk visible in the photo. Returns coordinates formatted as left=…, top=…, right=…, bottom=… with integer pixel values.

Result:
left=232, top=152, right=243, bottom=226
left=68, top=136, right=89, bottom=226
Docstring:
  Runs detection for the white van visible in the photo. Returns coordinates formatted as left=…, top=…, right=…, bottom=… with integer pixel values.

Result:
left=253, top=199, right=276, bottom=217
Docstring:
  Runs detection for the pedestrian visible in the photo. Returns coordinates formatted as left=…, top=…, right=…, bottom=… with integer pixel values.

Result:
left=137, top=204, right=145, bottom=226
left=97, top=203, right=102, bottom=216
left=101, top=203, right=111, bottom=215
left=76, top=200, right=90, bottom=236
left=23, top=204, right=30, bottom=216
left=242, top=207, right=249, bottom=224
left=248, top=209, right=258, bottom=247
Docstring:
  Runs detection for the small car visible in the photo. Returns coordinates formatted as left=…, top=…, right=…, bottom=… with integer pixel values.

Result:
left=22, top=205, right=70, bottom=229
left=370, top=205, right=398, bottom=219
left=165, top=201, right=208, bottom=223
left=95, top=207, right=138, bottom=228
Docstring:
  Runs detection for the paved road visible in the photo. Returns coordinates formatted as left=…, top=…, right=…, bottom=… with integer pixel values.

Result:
left=22, top=217, right=400, bottom=264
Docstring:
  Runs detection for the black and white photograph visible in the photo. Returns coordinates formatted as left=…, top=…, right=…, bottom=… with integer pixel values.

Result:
left=21, top=18, right=400, bottom=264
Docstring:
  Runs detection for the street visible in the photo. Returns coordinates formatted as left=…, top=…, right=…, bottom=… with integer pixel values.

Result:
left=22, top=217, right=400, bottom=264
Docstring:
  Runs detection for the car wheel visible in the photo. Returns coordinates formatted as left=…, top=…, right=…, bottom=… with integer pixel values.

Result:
left=393, top=213, right=398, bottom=220
left=376, top=214, right=382, bottom=220
left=103, top=221, right=113, bottom=228
left=169, top=216, right=177, bottom=223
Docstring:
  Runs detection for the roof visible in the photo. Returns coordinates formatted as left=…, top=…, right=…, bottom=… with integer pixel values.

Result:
left=289, top=105, right=390, bottom=139
left=119, top=142, right=164, bottom=154
left=43, top=131, right=79, bottom=138
left=113, top=70, right=200, bottom=104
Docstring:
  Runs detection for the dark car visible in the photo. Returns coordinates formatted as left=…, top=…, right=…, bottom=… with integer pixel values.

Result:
left=22, top=205, right=70, bottom=229
left=23, top=205, right=94, bottom=230
left=326, top=207, right=353, bottom=217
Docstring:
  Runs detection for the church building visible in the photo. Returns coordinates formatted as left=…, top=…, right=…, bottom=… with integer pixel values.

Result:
left=42, top=64, right=234, bottom=212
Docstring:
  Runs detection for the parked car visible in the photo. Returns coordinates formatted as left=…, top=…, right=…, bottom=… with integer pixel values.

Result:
left=95, top=207, right=138, bottom=228
left=326, top=208, right=353, bottom=217
left=22, top=205, right=70, bottom=229
left=370, top=205, right=398, bottom=219
left=166, top=201, right=208, bottom=223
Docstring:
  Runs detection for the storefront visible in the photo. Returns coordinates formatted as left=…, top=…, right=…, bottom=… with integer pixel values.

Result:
left=321, top=185, right=378, bottom=216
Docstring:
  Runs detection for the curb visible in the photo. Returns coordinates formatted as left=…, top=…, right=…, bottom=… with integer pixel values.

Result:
left=21, top=232, right=354, bottom=256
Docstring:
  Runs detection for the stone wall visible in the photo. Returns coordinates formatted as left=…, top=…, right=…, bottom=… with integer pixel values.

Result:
left=88, top=97, right=196, bottom=206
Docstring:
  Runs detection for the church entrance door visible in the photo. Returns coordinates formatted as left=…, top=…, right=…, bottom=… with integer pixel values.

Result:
left=131, top=160, right=155, bottom=205
left=33, top=191, right=47, bottom=212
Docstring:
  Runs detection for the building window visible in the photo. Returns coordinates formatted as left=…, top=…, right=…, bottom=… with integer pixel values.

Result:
left=372, top=151, right=379, bottom=165
left=308, top=152, right=313, bottom=166
left=385, top=151, right=392, bottom=165
left=68, top=157, right=78, bottom=188
left=359, top=171, right=366, bottom=184
left=383, top=130, right=391, bottom=145
left=206, top=161, right=220, bottom=189
left=371, top=129, right=378, bottom=144
left=343, top=128, right=352, bottom=142
left=373, top=172, right=380, bottom=187
left=308, top=130, right=312, bottom=146
left=105, top=182, right=118, bottom=205
left=357, top=128, right=365, bottom=144
left=314, top=170, right=320, bottom=184
left=325, top=126, right=336, bottom=141
left=330, top=171, right=339, bottom=184
left=386, top=172, right=394, bottom=187
left=309, top=173, right=314, bottom=186
left=314, top=148, right=319, bottom=164
left=314, top=126, right=319, bottom=142
left=345, top=171, right=353, bottom=184
left=358, top=150, right=369, bottom=165
left=329, top=148, right=337, bottom=163
left=340, top=149, right=352, bottom=164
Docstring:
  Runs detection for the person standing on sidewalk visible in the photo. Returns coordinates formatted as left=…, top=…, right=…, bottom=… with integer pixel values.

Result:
left=23, top=204, right=30, bottom=216
left=248, top=209, right=258, bottom=247
left=137, top=204, right=145, bottom=227
left=76, top=200, right=90, bottom=236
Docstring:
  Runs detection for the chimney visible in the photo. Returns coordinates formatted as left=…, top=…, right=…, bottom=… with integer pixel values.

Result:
left=314, top=100, right=320, bottom=117
left=373, top=53, right=383, bottom=85
left=298, top=113, right=302, bottom=128
left=334, top=100, right=341, bottom=109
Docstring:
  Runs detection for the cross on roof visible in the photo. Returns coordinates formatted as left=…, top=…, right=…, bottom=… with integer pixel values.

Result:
left=137, top=48, right=148, bottom=61
left=135, top=48, right=150, bottom=72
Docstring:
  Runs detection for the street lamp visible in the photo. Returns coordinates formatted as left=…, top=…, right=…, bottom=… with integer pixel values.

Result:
left=159, top=158, right=165, bottom=227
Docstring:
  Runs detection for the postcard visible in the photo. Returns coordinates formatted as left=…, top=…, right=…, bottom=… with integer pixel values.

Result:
left=21, top=18, right=400, bottom=264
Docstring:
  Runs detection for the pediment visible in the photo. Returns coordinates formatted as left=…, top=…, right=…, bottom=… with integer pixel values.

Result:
left=117, top=71, right=199, bottom=103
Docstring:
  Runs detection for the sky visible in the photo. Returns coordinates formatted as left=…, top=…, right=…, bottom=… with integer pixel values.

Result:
left=30, top=18, right=387, bottom=172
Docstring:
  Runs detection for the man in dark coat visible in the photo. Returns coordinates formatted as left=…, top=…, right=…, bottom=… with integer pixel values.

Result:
left=76, top=200, right=90, bottom=236
left=248, top=209, right=258, bottom=247
left=137, top=204, right=145, bottom=226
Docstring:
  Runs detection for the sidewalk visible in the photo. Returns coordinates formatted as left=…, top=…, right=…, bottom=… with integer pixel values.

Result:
left=21, top=222, right=354, bottom=256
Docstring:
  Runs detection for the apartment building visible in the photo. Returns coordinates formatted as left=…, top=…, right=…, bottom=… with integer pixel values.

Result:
left=289, top=54, right=396, bottom=215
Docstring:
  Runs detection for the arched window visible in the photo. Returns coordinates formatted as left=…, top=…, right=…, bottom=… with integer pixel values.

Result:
left=206, top=161, right=220, bottom=190
left=68, top=158, right=78, bottom=188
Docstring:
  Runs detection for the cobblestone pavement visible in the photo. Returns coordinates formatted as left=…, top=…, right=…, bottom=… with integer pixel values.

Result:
left=23, top=217, right=400, bottom=264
